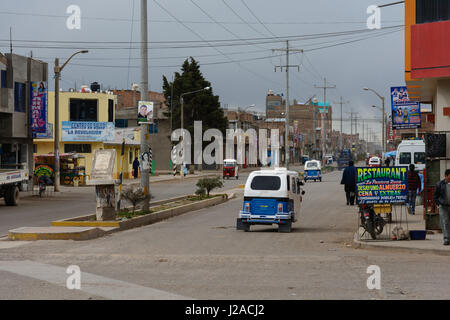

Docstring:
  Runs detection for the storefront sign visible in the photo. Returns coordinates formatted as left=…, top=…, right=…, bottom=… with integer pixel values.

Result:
left=34, top=123, right=53, bottom=139
left=391, top=86, right=421, bottom=129
left=30, top=81, right=48, bottom=134
left=62, top=121, right=114, bottom=142
left=356, top=166, right=408, bottom=204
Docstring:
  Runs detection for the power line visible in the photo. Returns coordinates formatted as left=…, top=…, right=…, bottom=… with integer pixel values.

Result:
left=1, top=25, right=403, bottom=45
left=220, top=0, right=269, bottom=38
left=240, top=0, right=279, bottom=38
left=152, top=0, right=283, bottom=87
left=0, top=10, right=403, bottom=25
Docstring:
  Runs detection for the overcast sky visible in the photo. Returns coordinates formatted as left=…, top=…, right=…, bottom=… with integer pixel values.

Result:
left=0, top=0, right=405, bottom=143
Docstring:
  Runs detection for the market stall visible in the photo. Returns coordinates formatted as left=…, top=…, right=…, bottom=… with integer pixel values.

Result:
left=34, top=152, right=87, bottom=186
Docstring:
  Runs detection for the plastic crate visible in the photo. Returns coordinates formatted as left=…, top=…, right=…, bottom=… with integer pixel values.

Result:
left=409, top=230, right=427, bottom=240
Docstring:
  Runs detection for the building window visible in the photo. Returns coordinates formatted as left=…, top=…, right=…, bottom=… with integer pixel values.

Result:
left=149, top=120, right=158, bottom=134
left=14, top=82, right=26, bottom=112
left=115, top=119, right=128, bottom=128
left=416, top=0, right=450, bottom=24
left=64, top=144, right=92, bottom=153
left=1, top=70, right=6, bottom=88
left=33, top=144, right=37, bottom=153
left=129, top=151, right=133, bottom=164
left=108, top=99, right=114, bottom=122
left=69, top=99, right=98, bottom=122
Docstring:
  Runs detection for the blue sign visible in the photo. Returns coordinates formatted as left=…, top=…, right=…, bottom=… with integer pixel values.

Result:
left=391, top=86, right=421, bottom=130
left=356, top=166, right=408, bottom=204
left=30, top=81, right=48, bottom=133
left=62, top=121, right=115, bottom=142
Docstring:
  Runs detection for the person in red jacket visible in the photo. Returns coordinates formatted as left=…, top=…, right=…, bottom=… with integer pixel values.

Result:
left=407, top=164, right=421, bottom=215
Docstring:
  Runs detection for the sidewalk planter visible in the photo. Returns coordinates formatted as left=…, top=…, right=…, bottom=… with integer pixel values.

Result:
left=48, top=194, right=229, bottom=240
left=409, top=230, right=427, bottom=240
left=116, top=194, right=228, bottom=232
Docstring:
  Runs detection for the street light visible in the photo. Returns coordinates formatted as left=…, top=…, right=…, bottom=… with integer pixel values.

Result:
left=54, top=50, right=88, bottom=192
left=179, top=86, right=210, bottom=178
left=364, top=87, right=386, bottom=157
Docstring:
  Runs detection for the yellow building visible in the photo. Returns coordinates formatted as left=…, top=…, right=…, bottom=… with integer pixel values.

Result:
left=33, top=91, right=141, bottom=182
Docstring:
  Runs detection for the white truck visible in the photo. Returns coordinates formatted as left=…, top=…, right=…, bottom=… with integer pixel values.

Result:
left=394, top=139, right=426, bottom=171
left=0, top=169, right=28, bottom=206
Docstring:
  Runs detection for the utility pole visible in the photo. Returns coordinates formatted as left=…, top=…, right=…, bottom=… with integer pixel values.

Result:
left=140, top=0, right=150, bottom=212
left=315, top=78, right=335, bottom=161
left=273, top=41, right=302, bottom=169
left=333, top=96, right=349, bottom=150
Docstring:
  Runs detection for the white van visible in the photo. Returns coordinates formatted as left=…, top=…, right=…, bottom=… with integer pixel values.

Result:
left=395, top=140, right=425, bottom=171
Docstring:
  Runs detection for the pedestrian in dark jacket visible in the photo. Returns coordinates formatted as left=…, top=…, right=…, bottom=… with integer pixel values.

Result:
left=407, top=164, right=421, bottom=215
left=433, top=169, right=450, bottom=245
left=132, top=157, right=140, bottom=179
left=341, top=160, right=356, bottom=205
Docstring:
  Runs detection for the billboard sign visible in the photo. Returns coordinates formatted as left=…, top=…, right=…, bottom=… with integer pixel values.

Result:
left=391, top=86, right=421, bottom=129
left=34, top=123, right=53, bottom=139
left=62, top=121, right=115, bottom=142
left=30, top=81, right=48, bottom=134
left=138, top=101, right=154, bottom=124
left=356, top=166, right=408, bottom=204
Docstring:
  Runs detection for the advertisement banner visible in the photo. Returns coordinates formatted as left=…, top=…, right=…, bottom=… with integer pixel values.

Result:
left=62, top=121, right=115, bottom=142
left=138, top=101, right=154, bottom=124
left=34, top=123, right=53, bottom=139
left=30, top=81, right=48, bottom=133
left=356, top=166, right=408, bottom=204
left=391, top=86, right=421, bottom=129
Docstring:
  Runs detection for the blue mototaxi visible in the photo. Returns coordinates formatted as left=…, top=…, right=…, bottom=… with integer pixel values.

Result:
left=236, top=168, right=305, bottom=233
left=304, top=160, right=322, bottom=182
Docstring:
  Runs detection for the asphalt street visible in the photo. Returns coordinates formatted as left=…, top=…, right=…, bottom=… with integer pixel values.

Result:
left=0, top=173, right=247, bottom=236
left=1, top=169, right=450, bottom=299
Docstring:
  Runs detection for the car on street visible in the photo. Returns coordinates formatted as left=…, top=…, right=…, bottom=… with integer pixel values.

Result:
left=368, top=156, right=381, bottom=167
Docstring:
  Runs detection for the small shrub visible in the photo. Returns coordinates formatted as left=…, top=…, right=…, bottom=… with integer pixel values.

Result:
left=196, top=176, right=223, bottom=196
left=121, top=186, right=151, bottom=213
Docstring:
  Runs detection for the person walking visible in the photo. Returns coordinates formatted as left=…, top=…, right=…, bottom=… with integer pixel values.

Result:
left=407, top=164, right=421, bottom=215
left=384, top=157, right=391, bottom=167
left=341, top=160, right=356, bottom=205
left=132, top=157, right=140, bottom=179
left=433, top=169, right=450, bottom=245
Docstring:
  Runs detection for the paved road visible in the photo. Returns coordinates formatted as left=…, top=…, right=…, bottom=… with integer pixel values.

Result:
left=1, top=169, right=450, bottom=299
left=0, top=172, right=248, bottom=236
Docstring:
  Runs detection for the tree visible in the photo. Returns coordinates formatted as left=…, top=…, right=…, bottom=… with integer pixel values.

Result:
left=163, top=58, right=228, bottom=156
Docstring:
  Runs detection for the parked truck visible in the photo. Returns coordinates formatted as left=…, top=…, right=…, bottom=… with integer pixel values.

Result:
left=0, top=169, right=28, bottom=206
left=337, top=149, right=353, bottom=170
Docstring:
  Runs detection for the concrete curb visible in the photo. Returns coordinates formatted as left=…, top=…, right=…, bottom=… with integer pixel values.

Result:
left=11, top=194, right=229, bottom=241
left=352, top=232, right=450, bottom=256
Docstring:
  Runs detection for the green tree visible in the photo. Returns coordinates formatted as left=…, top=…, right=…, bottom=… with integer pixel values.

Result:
left=163, top=57, right=228, bottom=147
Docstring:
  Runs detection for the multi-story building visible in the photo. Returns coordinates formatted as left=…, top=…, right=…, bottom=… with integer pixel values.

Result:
left=405, top=0, right=450, bottom=178
left=112, top=88, right=171, bottom=171
left=0, top=53, right=48, bottom=181
left=32, top=90, right=142, bottom=181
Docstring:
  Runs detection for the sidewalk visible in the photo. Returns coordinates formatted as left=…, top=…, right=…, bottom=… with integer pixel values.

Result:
left=353, top=206, right=450, bottom=255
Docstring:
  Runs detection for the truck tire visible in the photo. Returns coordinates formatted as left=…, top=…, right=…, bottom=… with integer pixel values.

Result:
left=4, top=186, right=19, bottom=206
left=278, top=221, right=292, bottom=233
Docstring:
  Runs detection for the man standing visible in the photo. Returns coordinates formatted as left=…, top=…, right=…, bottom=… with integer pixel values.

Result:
left=341, top=160, right=356, bottom=205
left=407, top=164, right=420, bottom=215
left=132, top=157, right=140, bottom=179
left=434, top=169, right=450, bottom=245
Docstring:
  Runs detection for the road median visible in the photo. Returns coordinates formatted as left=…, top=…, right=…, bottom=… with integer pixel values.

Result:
left=8, top=192, right=233, bottom=241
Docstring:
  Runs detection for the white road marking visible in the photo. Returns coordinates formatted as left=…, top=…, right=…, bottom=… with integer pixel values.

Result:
left=0, top=260, right=192, bottom=300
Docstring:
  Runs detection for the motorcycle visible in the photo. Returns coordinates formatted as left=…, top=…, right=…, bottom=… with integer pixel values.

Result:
left=359, top=203, right=386, bottom=239
left=38, top=176, right=52, bottom=198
